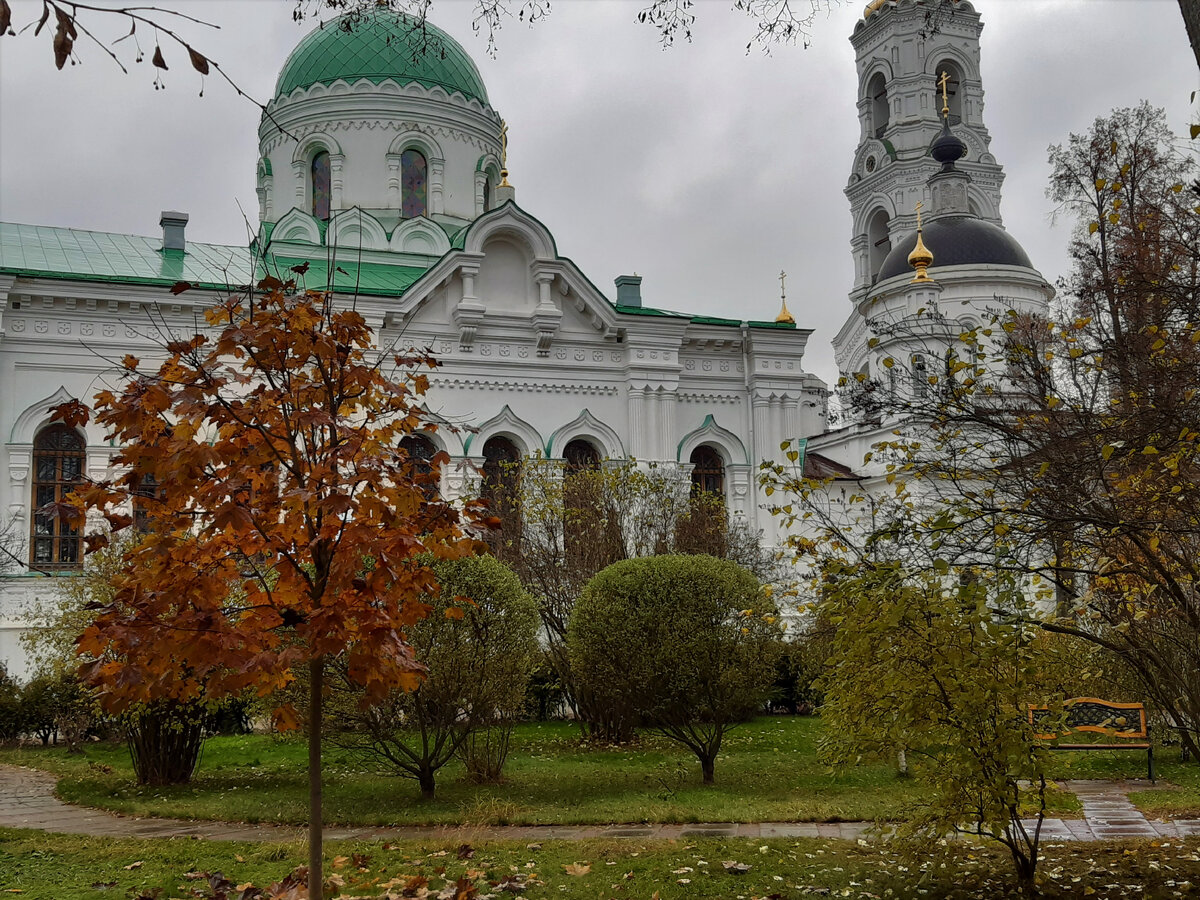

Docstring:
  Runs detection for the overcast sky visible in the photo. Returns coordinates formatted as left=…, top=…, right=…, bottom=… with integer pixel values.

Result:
left=1, top=0, right=1196, bottom=385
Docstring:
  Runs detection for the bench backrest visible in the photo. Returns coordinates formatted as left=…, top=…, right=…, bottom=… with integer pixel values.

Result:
left=1028, top=698, right=1148, bottom=740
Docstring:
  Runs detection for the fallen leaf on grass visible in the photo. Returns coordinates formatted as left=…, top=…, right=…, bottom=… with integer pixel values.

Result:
left=123, top=861, right=144, bottom=870
left=562, top=863, right=591, bottom=876
left=722, top=860, right=752, bottom=874
left=457, top=843, right=475, bottom=860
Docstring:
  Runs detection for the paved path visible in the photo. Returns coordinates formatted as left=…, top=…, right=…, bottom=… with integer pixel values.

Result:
left=3, top=766, right=1200, bottom=844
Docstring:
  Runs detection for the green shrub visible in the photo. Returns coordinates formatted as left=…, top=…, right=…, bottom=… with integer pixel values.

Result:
left=19, top=670, right=95, bottom=749
left=570, top=554, right=781, bottom=782
left=522, top=648, right=567, bottom=721
left=0, top=665, right=24, bottom=742
left=330, top=554, right=539, bottom=798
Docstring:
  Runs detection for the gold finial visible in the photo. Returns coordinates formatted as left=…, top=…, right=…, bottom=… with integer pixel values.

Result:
left=938, top=70, right=951, bottom=119
left=775, top=269, right=795, bottom=324
left=908, top=201, right=935, bottom=283
left=499, top=120, right=512, bottom=187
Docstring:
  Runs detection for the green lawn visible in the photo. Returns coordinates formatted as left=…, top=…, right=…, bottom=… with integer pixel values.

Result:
left=2, top=829, right=1199, bottom=900
left=2, top=718, right=954, bottom=826
left=38, top=716, right=1200, bottom=827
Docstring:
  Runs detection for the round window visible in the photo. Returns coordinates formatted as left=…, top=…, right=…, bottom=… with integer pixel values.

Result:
left=865, top=155, right=877, bottom=173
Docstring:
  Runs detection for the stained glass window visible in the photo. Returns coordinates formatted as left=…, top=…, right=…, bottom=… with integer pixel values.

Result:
left=689, top=445, right=725, bottom=497
left=401, top=149, right=428, bottom=218
left=311, top=150, right=331, bottom=221
left=31, top=424, right=85, bottom=568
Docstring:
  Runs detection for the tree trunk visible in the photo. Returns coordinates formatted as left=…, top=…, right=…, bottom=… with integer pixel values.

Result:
left=418, top=765, right=437, bottom=800
left=1180, top=0, right=1200, bottom=72
left=1012, top=849, right=1037, bottom=897
left=701, top=754, right=715, bottom=784
left=309, top=655, right=324, bottom=900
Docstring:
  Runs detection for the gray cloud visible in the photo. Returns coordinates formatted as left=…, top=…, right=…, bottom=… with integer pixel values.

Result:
left=1, top=0, right=1194, bottom=385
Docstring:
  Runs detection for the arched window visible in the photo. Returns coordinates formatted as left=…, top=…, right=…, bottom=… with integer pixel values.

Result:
left=401, top=149, right=428, bottom=218
left=912, top=354, right=928, bottom=400
left=867, top=208, right=892, bottom=283
left=934, top=60, right=963, bottom=124
left=482, top=436, right=521, bottom=553
left=30, top=424, right=85, bottom=568
left=563, top=439, right=601, bottom=475
left=867, top=72, right=889, bottom=138
left=562, top=439, right=604, bottom=563
left=482, top=175, right=493, bottom=213
left=400, top=434, right=439, bottom=500
left=311, top=150, right=331, bottom=221
left=689, top=445, right=725, bottom=497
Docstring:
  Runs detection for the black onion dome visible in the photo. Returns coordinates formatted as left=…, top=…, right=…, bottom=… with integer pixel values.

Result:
left=877, top=216, right=1034, bottom=282
left=930, top=119, right=967, bottom=171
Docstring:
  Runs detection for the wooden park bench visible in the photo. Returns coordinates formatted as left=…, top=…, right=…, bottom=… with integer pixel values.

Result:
left=1028, top=697, right=1154, bottom=782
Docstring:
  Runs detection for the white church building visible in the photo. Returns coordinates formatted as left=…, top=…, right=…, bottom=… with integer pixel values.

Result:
left=0, top=0, right=1051, bottom=679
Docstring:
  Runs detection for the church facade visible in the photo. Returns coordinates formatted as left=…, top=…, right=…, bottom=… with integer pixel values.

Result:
left=0, top=0, right=1050, bottom=680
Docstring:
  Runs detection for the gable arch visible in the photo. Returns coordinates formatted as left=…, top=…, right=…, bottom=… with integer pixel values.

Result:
left=328, top=207, right=388, bottom=251
left=291, top=132, right=343, bottom=167
left=925, top=46, right=976, bottom=83
left=852, top=193, right=897, bottom=236
left=389, top=218, right=451, bottom=255
left=10, top=387, right=85, bottom=444
left=463, top=206, right=557, bottom=260
left=676, top=414, right=748, bottom=466
left=860, top=61, right=893, bottom=98
left=966, top=186, right=997, bottom=220
left=272, top=208, right=323, bottom=244
left=547, top=409, right=625, bottom=460
left=475, top=153, right=502, bottom=215
left=465, top=405, right=543, bottom=457
left=387, top=129, right=445, bottom=162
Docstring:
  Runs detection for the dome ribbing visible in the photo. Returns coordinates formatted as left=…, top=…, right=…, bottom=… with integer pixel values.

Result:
left=275, top=9, right=488, bottom=105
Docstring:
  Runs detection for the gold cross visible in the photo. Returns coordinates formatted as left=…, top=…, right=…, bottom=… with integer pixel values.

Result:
left=915, top=200, right=924, bottom=230
left=938, top=70, right=951, bottom=119
left=500, top=120, right=509, bottom=169
left=779, top=269, right=787, bottom=299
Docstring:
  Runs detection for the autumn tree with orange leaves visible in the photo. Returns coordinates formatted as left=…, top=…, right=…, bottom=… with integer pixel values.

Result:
left=54, top=274, right=485, bottom=900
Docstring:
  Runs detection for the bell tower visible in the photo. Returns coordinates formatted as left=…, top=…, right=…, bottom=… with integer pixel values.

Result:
left=845, top=0, right=1005, bottom=306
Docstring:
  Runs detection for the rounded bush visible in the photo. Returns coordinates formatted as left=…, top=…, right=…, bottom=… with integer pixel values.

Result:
left=570, top=554, right=780, bottom=781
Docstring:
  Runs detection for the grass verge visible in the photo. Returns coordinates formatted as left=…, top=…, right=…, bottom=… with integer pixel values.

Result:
left=2, top=829, right=1198, bottom=899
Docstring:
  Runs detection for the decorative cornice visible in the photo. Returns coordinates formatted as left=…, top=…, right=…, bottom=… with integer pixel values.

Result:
left=428, top=377, right=619, bottom=396
left=266, top=77, right=500, bottom=121
left=677, top=392, right=741, bottom=404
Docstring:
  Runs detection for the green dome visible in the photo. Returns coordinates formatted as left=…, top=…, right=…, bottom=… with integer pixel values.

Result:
left=275, top=9, right=489, bottom=105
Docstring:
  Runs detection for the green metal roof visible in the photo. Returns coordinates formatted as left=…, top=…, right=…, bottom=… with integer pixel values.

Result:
left=2, top=221, right=795, bottom=328
left=0, top=223, right=431, bottom=297
left=0, top=222, right=254, bottom=290
left=262, top=255, right=428, bottom=296
left=275, top=9, right=488, bottom=104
